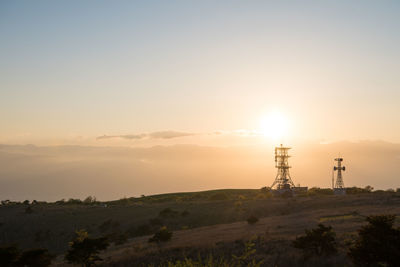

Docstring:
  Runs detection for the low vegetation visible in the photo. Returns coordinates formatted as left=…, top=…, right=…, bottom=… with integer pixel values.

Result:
left=348, top=214, right=400, bottom=267
left=148, top=226, right=173, bottom=243
left=64, top=230, right=109, bottom=267
left=293, top=224, right=338, bottom=259
left=0, top=246, right=53, bottom=267
left=0, top=188, right=399, bottom=266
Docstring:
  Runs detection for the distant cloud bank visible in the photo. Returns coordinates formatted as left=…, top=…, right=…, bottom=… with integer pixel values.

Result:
left=97, top=131, right=197, bottom=140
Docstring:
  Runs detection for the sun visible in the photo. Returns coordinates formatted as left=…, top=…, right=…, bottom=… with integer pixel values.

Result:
left=259, top=111, right=290, bottom=140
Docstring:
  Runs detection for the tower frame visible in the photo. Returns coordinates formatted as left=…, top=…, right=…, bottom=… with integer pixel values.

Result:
left=333, top=157, right=345, bottom=189
left=271, top=144, right=295, bottom=189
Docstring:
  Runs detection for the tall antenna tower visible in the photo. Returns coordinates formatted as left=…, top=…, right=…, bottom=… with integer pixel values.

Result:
left=271, top=144, right=295, bottom=190
left=333, top=157, right=345, bottom=189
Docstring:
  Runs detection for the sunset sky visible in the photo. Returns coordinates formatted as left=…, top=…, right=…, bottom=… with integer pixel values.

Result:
left=1, top=0, right=400, bottom=147
left=1, top=1, right=400, bottom=200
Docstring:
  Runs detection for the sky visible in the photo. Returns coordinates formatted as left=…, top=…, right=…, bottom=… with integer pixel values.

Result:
left=1, top=0, right=400, bottom=146
left=1, top=1, right=400, bottom=200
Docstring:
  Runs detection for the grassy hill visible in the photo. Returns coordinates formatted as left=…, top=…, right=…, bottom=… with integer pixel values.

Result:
left=1, top=189, right=400, bottom=266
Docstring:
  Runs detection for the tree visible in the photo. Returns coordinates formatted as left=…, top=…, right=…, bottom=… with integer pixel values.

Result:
left=293, top=224, right=337, bottom=259
left=348, top=215, right=400, bottom=267
left=18, top=249, right=53, bottom=267
left=83, top=196, right=96, bottom=204
left=65, top=230, right=109, bottom=267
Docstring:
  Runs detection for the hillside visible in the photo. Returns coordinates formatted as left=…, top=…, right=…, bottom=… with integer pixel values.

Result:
left=1, top=189, right=400, bottom=266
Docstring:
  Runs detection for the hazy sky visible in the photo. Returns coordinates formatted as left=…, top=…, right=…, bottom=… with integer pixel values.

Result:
left=1, top=1, right=400, bottom=146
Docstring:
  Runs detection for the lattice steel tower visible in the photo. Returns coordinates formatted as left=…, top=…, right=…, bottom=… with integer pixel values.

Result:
left=333, top=157, right=345, bottom=189
left=271, top=144, right=295, bottom=189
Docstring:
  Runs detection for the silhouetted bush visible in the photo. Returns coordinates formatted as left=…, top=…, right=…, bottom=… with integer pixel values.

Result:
left=0, top=246, right=53, bottom=267
left=247, top=216, right=259, bottom=225
left=0, top=246, right=19, bottom=267
left=307, top=187, right=333, bottom=196
left=346, top=186, right=374, bottom=194
left=83, top=196, right=97, bottom=204
left=148, top=226, right=172, bottom=243
left=18, top=248, right=53, bottom=267
left=293, top=224, right=337, bottom=259
left=65, top=230, right=109, bottom=267
left=348, top=214, right=400, bottom=267
left=66, top=198, right=82, bottom=205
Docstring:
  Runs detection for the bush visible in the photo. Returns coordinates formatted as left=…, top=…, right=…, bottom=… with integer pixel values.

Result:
left=348, top=214, right=400, bottom=267
left=65, top=230, right=109, bottom=267
left=247, top=216, right=259, bottom=225
left=346, top=186, right=374, bottom=194
left=0, top=246, right=19, bottom=267
left=307, top=187, right=333, bottom=196
left=0, top=246, right=53, bottom=267
left=83, top=196, right=97, bottom=204
left=18, top=249, right=53, bottom=267
left=148, top=226, right=172, bottom=243
left=293, top=224, right=337, bottom=259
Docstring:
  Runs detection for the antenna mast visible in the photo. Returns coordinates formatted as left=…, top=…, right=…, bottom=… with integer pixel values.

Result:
left=271, top=144, right=295, bottom=190
left=333, top=157, right=345, bottom=189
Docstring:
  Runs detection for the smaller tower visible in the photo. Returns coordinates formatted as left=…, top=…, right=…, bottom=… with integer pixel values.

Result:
left=333, top=157, right=346, bottom=194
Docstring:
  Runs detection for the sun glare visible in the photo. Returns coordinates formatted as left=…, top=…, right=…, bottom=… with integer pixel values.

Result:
left=259, top=111, right=290, bottom=140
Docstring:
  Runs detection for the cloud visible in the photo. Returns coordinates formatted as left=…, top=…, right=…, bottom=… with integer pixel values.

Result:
left=97, top=131, right=196, bottom=140
left=96, top=129, right=265, bottom=141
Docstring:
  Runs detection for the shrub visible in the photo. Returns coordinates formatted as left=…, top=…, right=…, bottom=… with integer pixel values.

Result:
left=148, top=226, right=172, bottom=243
left=0, top=246, right=19, bottom=267
left=247, top=216, right=259, bottom=225
left=18, top=249, right=53, bottom=267
left=64, top=230, right=109, bottom=267
left=293, top=224, right=337, bottom=259
left=307, top=187, right=333, bottom=196
left=0, top=246, right=53, bottom=267
left=348, top=214, right=400, bottom=267
left=346, top=186, right=374, bottom=194
left=83, top=196, right=97, bottom=204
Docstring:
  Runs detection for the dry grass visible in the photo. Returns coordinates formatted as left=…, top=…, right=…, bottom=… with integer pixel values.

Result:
left=92, top=194, right=400, bottom=266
